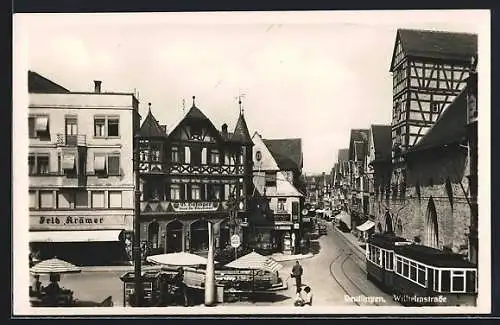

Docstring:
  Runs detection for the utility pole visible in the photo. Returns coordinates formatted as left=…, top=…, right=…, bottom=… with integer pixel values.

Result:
left=133, top=134, right=143, bottom=307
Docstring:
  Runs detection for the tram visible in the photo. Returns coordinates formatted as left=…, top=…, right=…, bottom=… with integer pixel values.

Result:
left=366, top=233, right=478, bottom=306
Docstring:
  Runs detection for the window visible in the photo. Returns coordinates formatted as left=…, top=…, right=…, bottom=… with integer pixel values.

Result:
left=94, top=118, right=106, bottom=137
left=75, top=191, right=88, bottom=208
left=39, top=191, right=53, bottom=209
left=210, top=149, right=220, bottom=164
left=403, top=260, right=409, bottom=277
left=410, top=262, right=417, bottom=281
left=28, top=155, right=36, bottom=175
left=37, top=155, right=49, bottom=174
left=388, top=252, right=394, bottom=270
left=171, top=147, right=179, bottom=163
left=58, top=191, right=74, bottom=209
left=150, top=143, right=161, bottom=162
left=434, top=269, right=440, bottom=291
left=191, top=185, right=201, bottom=200
left=431, top=102, right=439, bottom=113
left=107, top=118, right=119, bottom=137
left=28, top=116, right=50, bottom=139
left=417, top=265, right=426, bottom=286
left=91, top=191, right=105, bottom=208
left=29, top=191, right=36, bottom=209
left=108, top=154, right=120, bottom=175
left=108, top=191, right=122, bottom=208
left=211, top=184, right=221, bottom=200
left=170, top=185, right=181, bottom=200
left=466, top=270, right=477, bottom=293
left=265, top=172, right=277, bottom=187
left=441, top=270, right=451, bottom=292
left=277, top=198, right=286, bottom=211
left=396, top=256, right=402, bottom=274
left=452, top=270, right=465, bottom=292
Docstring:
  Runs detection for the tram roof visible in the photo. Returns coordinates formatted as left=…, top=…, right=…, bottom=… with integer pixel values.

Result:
left=368, top=233, right=408, bottom=249
left=394, top=244, right=476, bottom=268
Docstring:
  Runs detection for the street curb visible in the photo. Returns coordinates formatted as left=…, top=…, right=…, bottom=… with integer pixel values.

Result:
left=271, top=253, right=314, bottom=262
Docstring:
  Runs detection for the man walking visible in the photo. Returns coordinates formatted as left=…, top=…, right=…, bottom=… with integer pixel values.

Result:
left=291, top=261, right=303, bottom=289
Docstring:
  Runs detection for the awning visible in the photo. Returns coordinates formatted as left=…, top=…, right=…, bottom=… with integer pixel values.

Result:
left=94, top=155, right=106, bottom=172
left=30, top=230, right=123, bottom=243
left=62, top=154, right=76, bottom=170
left=356, top=220, right=375, bottom=232
left=35, top=116, right=49, bottom=131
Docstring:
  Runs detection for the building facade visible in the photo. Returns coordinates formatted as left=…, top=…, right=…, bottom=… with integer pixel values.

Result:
left=28, top=71, right=139, bottom=265
left=250, top=133, right=303, bottom=254
left=138, top=98, right=254, bottom=255
left=347, top=129, right=369, bottom=229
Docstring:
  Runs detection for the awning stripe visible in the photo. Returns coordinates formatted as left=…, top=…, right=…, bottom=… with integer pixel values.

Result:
left=94, top=156, right=106, bottom=171
left=30, top=230, right=123, bottom=243
left=34, top=117, right=48, bottom=131
left=62, top=155, right=75, bottom=170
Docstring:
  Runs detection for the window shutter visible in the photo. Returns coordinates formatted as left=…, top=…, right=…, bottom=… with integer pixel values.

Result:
left=108, top=155, right=120, bottom=175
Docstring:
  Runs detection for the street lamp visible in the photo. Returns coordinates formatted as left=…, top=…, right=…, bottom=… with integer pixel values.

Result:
left=133, top=134, right=143, bottom=307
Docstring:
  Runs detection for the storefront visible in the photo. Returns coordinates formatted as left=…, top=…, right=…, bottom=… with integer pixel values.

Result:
left=29, top=214, right=133, bottom=266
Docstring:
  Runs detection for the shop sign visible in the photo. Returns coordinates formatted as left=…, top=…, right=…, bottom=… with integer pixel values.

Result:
left=230, top=235, right=241, bottom=248
left=30, top=214, right=131, bottom=230
left=172, top=201, right=219, bottom=212
left=293, top=223, right=300, bottom=229
left=302, top=217, right=311, bottom=223
left=275, top=225, right=291, bottom=230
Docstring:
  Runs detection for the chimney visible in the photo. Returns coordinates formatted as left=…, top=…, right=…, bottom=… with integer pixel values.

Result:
left=94, top=80, right=102, bottom=93
left=160, top=125, right=167, bottom=134
left=221, top=123, right=228, bottom=137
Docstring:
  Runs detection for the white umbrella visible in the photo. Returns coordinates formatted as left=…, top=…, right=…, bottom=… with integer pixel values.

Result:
left=225, top=251, right=282, bottom=272
left=146, top=252, right=210, bottom=266
left=30, top=257, right=81, bottom=274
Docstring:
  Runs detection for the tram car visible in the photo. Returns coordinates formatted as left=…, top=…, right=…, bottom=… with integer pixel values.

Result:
left=366, top=233, right=478, bottom=306
left=366, top=233, right=410, bottom=292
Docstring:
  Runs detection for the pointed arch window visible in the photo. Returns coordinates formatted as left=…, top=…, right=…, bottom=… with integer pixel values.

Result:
left=425, top=197, right=439, bottom=248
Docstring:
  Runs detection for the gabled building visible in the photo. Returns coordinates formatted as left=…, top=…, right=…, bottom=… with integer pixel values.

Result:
left=366, top=124, right=392, bottom=232
left=388, top=29, right=477, bottom=215
left=28, top=72, right=139, bottom=265
left=251, top=132, right=303, bottom=254
left=139, top=97, right=254, bottom=255
left=347, top=129, right=370, bottom=227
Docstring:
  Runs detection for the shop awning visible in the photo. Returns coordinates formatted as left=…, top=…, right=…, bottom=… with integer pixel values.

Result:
left=356, top=220, right=375, bottom=232
left=62, top=154, right=76, bottom=170
left=30, top=230, right=123, bottom=243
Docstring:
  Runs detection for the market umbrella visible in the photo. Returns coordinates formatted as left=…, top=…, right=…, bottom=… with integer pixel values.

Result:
left=146, top=252, right=211, bottom=266
left=225, top=251, right=283, bottom=273
left=30, top=257, right=81, bottom=275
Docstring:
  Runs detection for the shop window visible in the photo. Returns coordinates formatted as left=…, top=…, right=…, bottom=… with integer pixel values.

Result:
left=441, top=270, right=451, bottom=292
left=91, top=191, right=105, bottom=209
left=109, top=191, right=122, bottom=208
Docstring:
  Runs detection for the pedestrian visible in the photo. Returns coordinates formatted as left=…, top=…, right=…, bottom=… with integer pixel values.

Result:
left=174, top=267, right=189, bottom=307
left=302, top=286, right=313, bottom=306
left=294, top=287, right=304, bottom=306
left=31, top=274, right=42, bottom=297
left=291, top=260, right=303, bottom=289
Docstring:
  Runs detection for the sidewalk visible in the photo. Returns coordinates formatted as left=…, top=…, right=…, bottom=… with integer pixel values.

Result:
left=333, top=225, right=366, bottom=260
left=270, top=252, right=314, bottom=262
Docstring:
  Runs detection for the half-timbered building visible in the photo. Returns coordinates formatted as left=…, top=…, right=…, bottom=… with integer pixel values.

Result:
left=139, top=97, right=253, bottom=255
left=389, top=29, right=477, bottom=206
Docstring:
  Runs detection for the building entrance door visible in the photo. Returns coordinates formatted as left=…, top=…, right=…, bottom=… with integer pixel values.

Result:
left=166, top=220, right=183, bottom=253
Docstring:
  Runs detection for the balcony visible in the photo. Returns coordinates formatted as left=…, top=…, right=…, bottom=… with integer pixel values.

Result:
left=168, top=163, right=244, bottom=176
left=56, top=134, right=86, bottom=147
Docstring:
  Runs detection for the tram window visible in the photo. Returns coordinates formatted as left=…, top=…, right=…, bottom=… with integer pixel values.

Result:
left=433, top=269, right=440, bottom=291
left=403, top=260, right=409, bottom=277
left=396, top=257, right=402, bottom=274
left=417, top=265, right=426, bottom=286
left=382, top=251, right=386, bottom=267
left=441, top=270, right=451, bottom=292
left=466, top=271, right=476, bottom=293
left=452, top=270, right=465, bottom=292
left=389, top=252, right=394, bottom=270
left=410, top=262, right=417, bottom=281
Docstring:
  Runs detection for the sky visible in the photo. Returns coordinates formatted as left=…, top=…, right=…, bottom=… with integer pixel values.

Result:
left=15, top=10, right=488, bottom=174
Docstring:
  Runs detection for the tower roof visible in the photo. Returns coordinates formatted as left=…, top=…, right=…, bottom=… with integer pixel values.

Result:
left=230, top=113, right=253, bottom=145
left=139, top=104, right=167, bottom=137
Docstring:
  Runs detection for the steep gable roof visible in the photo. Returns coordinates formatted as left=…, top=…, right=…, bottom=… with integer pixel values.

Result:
left=262, top=138, right=303, bottom=171
left=370, top=124, right=392, bottom=163
left=348, top=129, right=369, bottom=160
left=252, top=132, right=280, bottom=171
left=139, top=109, right=167, bottom=138
left=230, top=114, right=253, bottom=145
left=390, top=29, right=477, bottom=71
left=337, top=149, right=349, bottom=163
left=28, top=70, right=70, bottom=93
left=409, top=87, right=467, bottom=153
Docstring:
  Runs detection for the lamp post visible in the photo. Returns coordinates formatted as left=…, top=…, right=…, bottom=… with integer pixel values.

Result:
left=133, top=134, right=143, bottom=307
left=204, top=221, right=216, bottom=306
